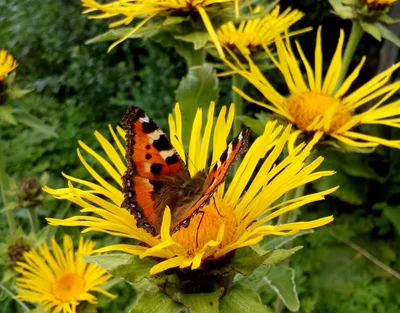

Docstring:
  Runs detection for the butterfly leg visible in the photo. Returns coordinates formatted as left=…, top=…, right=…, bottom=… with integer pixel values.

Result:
left=212, top=197, right=225, bottom=218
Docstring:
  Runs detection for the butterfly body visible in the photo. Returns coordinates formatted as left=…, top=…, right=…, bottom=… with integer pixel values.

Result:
left=121, top=107, right=249, bottom=236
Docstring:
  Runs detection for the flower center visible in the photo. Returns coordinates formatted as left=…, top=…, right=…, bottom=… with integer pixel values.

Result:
left=172, top=198, right=237, bottom=256
left=52, top=273, right=85, bottom=303
left=286, top=92, right=351, bottom=133
left=365, top=0, right=396, bottom=9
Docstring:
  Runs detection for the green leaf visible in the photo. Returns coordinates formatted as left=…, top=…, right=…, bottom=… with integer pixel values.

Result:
left=261, top=230, right=313, bottom=250
left=360, top=21, right=382, bottom=41
left=264, top=265, right=299, bottom=312
left=0, top=105, right=17, bottom=125
left=177, top=288, right=223, bottom=313
left=7, top=87, right=33, bottom=100
left=175, top=32, right=209, bottom=50
left=12, top=109, right=58, bottom=138
left=231, top=247, right=270, bottom=276
left=84, top=254, right=156, bottom=284
left=379, top=203, right=400, bottom=235
left=220, top=284, right=271, bottom=313
left=376, top=23, right=400, bottom=46
left=129, top=291, right=182, bottom=313
left=263, top=246, right=303, bottom=266
left=175, top=64, right=219, bottom=146
left=237, top=116, right=266, bottom=136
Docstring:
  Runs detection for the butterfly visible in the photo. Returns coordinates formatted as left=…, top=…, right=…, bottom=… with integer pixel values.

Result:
left=120, top=107, right=250, bottom=236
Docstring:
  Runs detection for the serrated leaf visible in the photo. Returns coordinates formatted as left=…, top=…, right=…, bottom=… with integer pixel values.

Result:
left=264, top=265, right=299, bottom=312
left=376, top=23, right=400, bottom=46
left=175, top=64, right=219, bottom=145
left=220, top=284, right=271, bottom=313
left=84, top=254, right=156, bottom=284
left=263, top=246, right=303, bottom=266
left=0, top=105, right=17, bottom=125
left=12, top=109, right=58, bottom=138
left=329, top=0, right=355, bottom=19
left=360, top=21, right=382, bottom=41
left=175, top=32, right=209, bottom=50
left=234, top=266, right=270, bottom=291
left=260, top=230, right=313, bottom=250
left=176, top=288, right=223, bottom=313
left=129, top=291, right=182, bottom=313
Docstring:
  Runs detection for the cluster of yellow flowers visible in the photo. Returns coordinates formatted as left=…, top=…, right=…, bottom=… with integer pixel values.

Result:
left=10, top=0, right=400, bottom=312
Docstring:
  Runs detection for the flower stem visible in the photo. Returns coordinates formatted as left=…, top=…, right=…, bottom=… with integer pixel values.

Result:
left=27, top=208, right=40, bottom=234
left=335, top=21, right=364, bottom=91
left=232, top=74, right=244, bottom=136
left=0, top=282, right=30, bottom=312
left=0, top=153, right=17, bottom=237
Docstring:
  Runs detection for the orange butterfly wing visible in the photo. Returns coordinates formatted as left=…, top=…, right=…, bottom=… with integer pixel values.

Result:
left=121, top=107, right=189, bottom=235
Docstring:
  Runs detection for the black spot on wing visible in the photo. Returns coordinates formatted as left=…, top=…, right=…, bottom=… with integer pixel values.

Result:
left=219, top=149, right=228, bottom=163
left=142, top=119, right=158, bottom=134
left=150, top=180, right=164, bottom=192
left=231, top=137, right=239, bottom=150
left=145, top=144, right=151, bottom=150
left=145, top=153, right=152, bottom=160
left=150, top=163, right=163, bottom=175
left=166, top=154, right=180, bottom=165
left=153, top=135, right=172, bottom=151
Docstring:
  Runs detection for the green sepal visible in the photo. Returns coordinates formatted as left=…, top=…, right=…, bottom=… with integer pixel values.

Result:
left=376, top=23, right=400, bottom=46
left=12, top=109, right=58, bottom=138
left=0, top=105, right=17, bottom=125
left=220, top=283, right=272, bottom=313
left=230, top=247, right=271, bottom=276
left=175, top=64, right=219, bottom=146
left=174, top=32, right=209, bottom=50
left=129, top=290, right=183, bottom=313
left=359, top=21, right=382, bottom=41
left=264, top=265, right=299, bottom=312
left=329, top=0, right=356, bottom=19
left=84, top=253, right=156, bottom=284
left=85, top=17, right=189, bottom=44
left=166, top=286, right=223, bottom=313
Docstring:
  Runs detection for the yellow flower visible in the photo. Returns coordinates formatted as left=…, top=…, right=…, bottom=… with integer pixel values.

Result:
left=15, top=235, right=115, bottom=313
left=81, top=0, right=236, bottom=58
left=45, top=103, right=336, bottom=275
left=0, top=50, right=17, bottom=81
left=217, top=5, right=310, bottom=54
left=226, top=27, right=400, bottom=151
left=365, top=0, right=397, bottom=8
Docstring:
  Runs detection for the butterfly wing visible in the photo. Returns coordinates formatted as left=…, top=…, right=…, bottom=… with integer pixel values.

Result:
left=170, top=128, right=250, bottom=233
left=121, top=107, right=189, bottom=235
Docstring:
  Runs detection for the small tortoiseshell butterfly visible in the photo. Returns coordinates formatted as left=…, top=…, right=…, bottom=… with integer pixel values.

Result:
left=120, top=107, right=250, bottom=236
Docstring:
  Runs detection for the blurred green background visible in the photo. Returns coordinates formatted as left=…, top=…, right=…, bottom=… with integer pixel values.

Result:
left=1, top=0, right=400, bottom=312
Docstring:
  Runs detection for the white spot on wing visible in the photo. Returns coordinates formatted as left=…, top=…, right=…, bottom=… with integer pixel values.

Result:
left=160, top=150, right=175, bottom=159
left=149, top=130, right=162, bottom=140
left=238, top=131, right=243, bottom=140
left=139, top=115, right=150, bottom=123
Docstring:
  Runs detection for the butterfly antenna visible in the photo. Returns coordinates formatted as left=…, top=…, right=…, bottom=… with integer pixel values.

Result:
left=213, top=197, right=224, bottom=218
left=196, top=211, right=205, bottom=248
left=173, top=134, right=200, bottom=173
